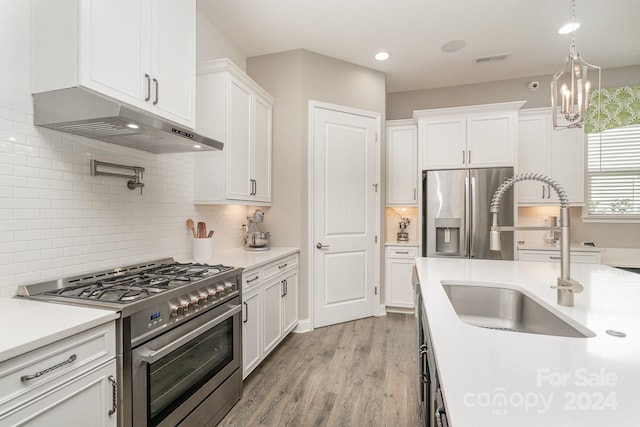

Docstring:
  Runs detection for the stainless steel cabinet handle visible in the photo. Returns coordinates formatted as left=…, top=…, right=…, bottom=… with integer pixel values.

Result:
left=153, top=78, right=159, bottom=105
left=279, top=263, right=288, bottom=269
left=419, top=344, right=429, bottom=384
left=144, top=74, right=151, bottom=102
left=316, top=242, right=330, bottom=249
left=435, top=406, right=446, bottom=427
left=549, top=256, right=561, bottom=260
left=281, top=280, right=286, bottom=297
left=21, top=354, right=77, bottom=381
left=462, top=150, right=465, bottom=164
left=395, top=251, right=410, bottom=255
left=413, top=187, right=417, bottom=201
left=468, top=150, right=471, bottom=164
left=541, top=185, right=545, bottom=199
left=246, top=275, right=260, bottom=283
left=243, top=302, right=248, bottom=323
left=284, top=279, right=288, bottom=296
left=108, top=375, right=117, bottom=416
left=253, top=179, right=257, bottom=195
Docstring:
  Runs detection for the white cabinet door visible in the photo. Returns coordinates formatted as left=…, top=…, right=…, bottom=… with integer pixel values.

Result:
left=78, top=0, right=147, bottom=110
left=282, top=269, right=299, bottom=336
left=387, top=123, right=418, bottom=205
left=467, top=114, right=514, bottom=167
left=0, top=362, right=117, bottom=427
left=420, top=118, right=466, bottom=170
left=252, top=94, right=273, bottom=202
left=517, top=109, right=585, bottom=205
left=226, top=76, right=254, bottom=201
left=385, top=246, right=417, bottom=310
left=149, top=0, right=195, bottom=126
left=549, top=126, right=585, bottom=204
left=262, top=278, right=283, bottom=357
left=518, top=114, right=550, bottom=203
left=242, top=288, right=261, bottom=379
left=195, top=59, right=274, bottom=205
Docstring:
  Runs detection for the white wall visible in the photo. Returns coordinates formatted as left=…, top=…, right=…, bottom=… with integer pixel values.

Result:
left=0, top=1, right=249, bottom=298
left=196, top=9, right=247, bottom=69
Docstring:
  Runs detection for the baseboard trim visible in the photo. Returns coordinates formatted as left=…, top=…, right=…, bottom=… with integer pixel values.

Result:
left=293, top=318, right=312, bottom=333
left=386, top=306, right=416, bottom=315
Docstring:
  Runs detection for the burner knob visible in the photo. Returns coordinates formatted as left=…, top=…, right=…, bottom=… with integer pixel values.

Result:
left=206, top=293, right=215, bottom=302
left=174, top=304, right=187, bottom=316
left=197, top=296, right=207, bottom=306
left=187, top=300, right=198, bottom=311
left=216, top=285, right=225, bottom=296
left=225, top=281, right=234, bottom=291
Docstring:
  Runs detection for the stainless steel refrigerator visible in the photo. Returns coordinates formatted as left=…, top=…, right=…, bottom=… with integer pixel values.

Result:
left=422, top=167, right=514, bottom=260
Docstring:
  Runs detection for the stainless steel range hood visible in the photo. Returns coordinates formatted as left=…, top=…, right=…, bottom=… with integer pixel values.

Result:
left=33, top=88, right=223, bottom=154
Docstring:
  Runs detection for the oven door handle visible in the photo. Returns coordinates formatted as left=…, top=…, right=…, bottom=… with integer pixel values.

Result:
left=137, top=304, right=241, bottom=365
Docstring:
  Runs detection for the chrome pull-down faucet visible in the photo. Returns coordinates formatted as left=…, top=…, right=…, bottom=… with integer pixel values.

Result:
left=489, top=173, right=583, bottom=307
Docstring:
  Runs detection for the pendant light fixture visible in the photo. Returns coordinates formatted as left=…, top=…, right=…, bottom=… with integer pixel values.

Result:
left=551, top=0, right=601, bottom=130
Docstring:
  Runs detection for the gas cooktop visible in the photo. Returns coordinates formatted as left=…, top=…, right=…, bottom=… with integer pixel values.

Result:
left=17, top=258, right=240, bottom=317
left=40, top=262, right=232, bottom=304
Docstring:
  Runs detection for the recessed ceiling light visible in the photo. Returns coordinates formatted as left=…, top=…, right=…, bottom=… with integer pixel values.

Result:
left=126, top=123, right=140, bottom=129
left=441, top=40, right=466, bottom=53
left=375, top=51, right=390, bottom=61
left=558, top=21, right=581, bottom=34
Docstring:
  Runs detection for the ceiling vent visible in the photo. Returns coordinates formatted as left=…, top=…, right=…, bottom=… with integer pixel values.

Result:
left=475, top=53, right=511, bottom=64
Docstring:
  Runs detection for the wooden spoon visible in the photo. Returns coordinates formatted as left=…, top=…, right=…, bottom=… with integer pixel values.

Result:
left=197, top=222, right=206, bottom=238
left=186, top=219, right=197, bottom=238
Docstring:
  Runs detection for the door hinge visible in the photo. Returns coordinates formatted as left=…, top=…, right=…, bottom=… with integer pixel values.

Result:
left=373, top=183, right=378, bottom=192
left=375, top=286, right=378, bottom=295
left=375, top=235, right=378, bottom=244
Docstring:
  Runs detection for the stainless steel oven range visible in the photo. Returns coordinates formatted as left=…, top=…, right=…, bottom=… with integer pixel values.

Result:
left=17, top=258, right=243, bottom=427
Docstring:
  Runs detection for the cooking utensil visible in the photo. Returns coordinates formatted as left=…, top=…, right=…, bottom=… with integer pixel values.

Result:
left=208, top=230, right=214, bottom=238
left=186, top=219, right=196, bottom=238
left=197, top=222, right=206, bottom=238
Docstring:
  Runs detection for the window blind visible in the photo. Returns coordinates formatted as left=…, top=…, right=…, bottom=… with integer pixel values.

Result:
left=587, top=124, right=640, bottom=216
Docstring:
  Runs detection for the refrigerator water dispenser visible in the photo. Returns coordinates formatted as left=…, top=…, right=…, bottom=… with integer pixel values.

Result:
left=435, top=218, right=461, bottom=254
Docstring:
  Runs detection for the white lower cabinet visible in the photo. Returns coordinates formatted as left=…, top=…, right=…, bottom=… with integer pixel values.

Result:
left=0, top=322, right=117, bottom=426
left=241, top=252, right=299, bottom=379
left=385, top=245, right=418, bottom=310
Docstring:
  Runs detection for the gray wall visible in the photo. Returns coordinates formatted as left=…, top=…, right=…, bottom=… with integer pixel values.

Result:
left=388, top=65, right=640, bottom=119
left=247, top=49, right=386, bottom=321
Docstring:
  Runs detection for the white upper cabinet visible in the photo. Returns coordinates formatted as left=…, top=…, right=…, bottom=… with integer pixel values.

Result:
left=414, top=101, right=525, bottom=170
left=32, top=0, right=196, bottom=128
left=517, top=108, right=585, bottom=205
left=386, top=120, right=418, bottom=206
left=194, top=59, right=274, bottom=205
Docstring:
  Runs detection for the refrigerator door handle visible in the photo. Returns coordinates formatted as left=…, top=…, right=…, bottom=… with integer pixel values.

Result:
left=469, top=176, right=477, bottom=258
left=464, top=176, right=470, bottom=257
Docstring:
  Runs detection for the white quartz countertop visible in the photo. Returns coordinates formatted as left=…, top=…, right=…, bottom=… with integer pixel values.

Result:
left=0, top=298, right=118, bottom=363
left=199, top=247, right=300, bottom=271
left=415, top=257, right=640, bottom=426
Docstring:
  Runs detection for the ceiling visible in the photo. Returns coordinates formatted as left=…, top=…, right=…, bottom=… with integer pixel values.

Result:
left=197, top=0, right=640, bottom=93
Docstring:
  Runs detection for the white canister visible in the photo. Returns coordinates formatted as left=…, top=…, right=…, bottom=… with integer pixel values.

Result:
left=192, top=238, right=213, bottom=262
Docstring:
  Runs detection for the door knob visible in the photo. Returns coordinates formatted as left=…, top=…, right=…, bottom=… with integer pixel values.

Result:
left=316, top=243, right=330, bottom=249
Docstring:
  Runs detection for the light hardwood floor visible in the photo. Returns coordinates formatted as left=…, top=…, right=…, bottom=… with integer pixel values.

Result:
left=220, top=313, right=421, bottom=426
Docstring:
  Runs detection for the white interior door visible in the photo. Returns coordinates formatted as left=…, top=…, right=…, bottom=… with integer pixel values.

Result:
left=311, top=103, right=378, bottom=328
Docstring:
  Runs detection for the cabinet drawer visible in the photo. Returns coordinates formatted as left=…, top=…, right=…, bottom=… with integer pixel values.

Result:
left=518, top=250, right=601, bottom=264
left=386, top=246, right=418, bottom=258
left=243, top=269, right=263, bottom=291
left=263, top=254, right=299, bottom=281
left=0, top=322, right=115, bottom=411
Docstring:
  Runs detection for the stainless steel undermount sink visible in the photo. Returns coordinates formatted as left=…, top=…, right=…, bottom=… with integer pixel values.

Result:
left=441, top=281, right=595, bottom=338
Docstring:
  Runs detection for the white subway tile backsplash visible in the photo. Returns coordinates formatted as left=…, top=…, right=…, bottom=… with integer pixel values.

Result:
left=1, top=96, right=249, bottom=296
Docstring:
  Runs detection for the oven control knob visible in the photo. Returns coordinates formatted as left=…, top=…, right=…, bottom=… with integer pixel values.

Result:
left=187, top=300, right=198, bottom=311
left=197, top=296, right=207, bottom=306
left=206, top=293, right=215, bottom=302
left=225, top=282, right=234, bottom=291
left=216, top=285, right=225, bottom=296
left=173, top=304, right=187, bottom=316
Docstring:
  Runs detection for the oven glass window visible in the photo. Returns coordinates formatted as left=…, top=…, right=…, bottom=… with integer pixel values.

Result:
left=148, top=317, right=233, bottom=426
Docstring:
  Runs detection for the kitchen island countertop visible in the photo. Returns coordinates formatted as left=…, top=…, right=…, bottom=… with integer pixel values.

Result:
left=0, top=298, right=118, bottom=363
left=415, top=257, right=640, bottom=426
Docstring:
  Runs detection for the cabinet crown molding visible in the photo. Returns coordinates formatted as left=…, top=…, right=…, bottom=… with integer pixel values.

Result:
left=413, top=100, right=526, bottom=120
left=197, top=58, right=274, bottom=103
